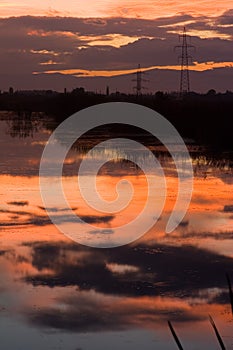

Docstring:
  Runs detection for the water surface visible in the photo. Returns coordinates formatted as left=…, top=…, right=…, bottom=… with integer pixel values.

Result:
left=0, top=113, right=233, bottom=350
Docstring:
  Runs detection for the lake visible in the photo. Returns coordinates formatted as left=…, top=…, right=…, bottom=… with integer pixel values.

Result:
left=0, top=112, right=233, bottom=350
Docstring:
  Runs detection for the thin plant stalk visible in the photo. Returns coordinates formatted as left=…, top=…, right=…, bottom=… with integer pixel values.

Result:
left=209, top=315, right=226, bottom=350
left=226, top=273, right=233, bottom=316
left=168, top=321, right=184, bottom=350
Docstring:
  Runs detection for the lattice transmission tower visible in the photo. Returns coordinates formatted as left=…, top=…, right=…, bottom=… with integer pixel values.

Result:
left=132, top=64, right=148, bottom=95
left=175, top=27, right=195, bottom=95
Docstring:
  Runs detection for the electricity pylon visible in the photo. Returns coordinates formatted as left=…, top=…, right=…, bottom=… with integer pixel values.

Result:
left=132, top=64, right=148, bottom=95
left=175, top=27, right=195, bottom=95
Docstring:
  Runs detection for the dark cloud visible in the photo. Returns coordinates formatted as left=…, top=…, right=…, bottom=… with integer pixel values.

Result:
left=216, top=9, right=233, bottom=25
left=172, top=231, right=233, bottom=241
left=0, top=15, right=232, bottom=91
left=177, top=220, right=189, bottom=228
left=79, top=215, right=114, bottom=224
left=0, top=207, right=114, bottom=227
left=38, top=206, right=78, bottom=212
left=89, top=229, right=114, bottom=234
left=223, top=205, right=233, bottom=212
left=0, top=249, right=10, bottom=256
left=192, top=196, right=213, bottom=205
left=27, top=291, right=205, bottom=332
left=7, top=200, right=29, bottom=206
left=19, top=240, right=233, bottom=331
left=24, top=241, right=233, bottom=298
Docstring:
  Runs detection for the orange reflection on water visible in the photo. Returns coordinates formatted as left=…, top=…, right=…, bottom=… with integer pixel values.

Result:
left=0, top=169, right=232, bottom=251
left=0, top=114, right=233, bottom=348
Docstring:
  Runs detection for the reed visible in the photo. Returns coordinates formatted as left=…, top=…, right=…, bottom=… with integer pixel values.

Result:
left=209, top=315, right=226, bottom=350
left=168, top=321, right=184, bottom=350
left=226, top=273, right=233, bottom=316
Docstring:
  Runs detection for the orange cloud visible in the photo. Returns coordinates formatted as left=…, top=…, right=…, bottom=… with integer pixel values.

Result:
left=36, top=61, right=233, bottom=77
left=104, top=0, right=233, bottom=19
left=0, top=0, right=232, bottom=19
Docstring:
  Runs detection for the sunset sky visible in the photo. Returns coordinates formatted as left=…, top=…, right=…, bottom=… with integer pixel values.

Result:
left=0, top=0, right=232, bottom=18
left=0, top=1, right=232, bottom=92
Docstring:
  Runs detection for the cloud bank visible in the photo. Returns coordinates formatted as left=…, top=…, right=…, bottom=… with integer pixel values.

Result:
left=0, top=12, right=232, bottom=92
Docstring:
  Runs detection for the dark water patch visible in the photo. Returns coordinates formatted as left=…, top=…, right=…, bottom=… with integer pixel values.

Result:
left=223, top=205, right=233, bottom=213
left=7, top=201, right=29, bottom=206
left=24, top=241, right=233, bottom=299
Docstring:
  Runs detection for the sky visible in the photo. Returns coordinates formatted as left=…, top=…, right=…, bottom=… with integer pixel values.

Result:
left=0, top=1, right=232, bottom=92
left=1, top=0, right=233, bottom=18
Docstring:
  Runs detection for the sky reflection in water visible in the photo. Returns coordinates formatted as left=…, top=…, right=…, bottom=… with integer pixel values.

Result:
left=0, top=114, right=233, bottom=350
